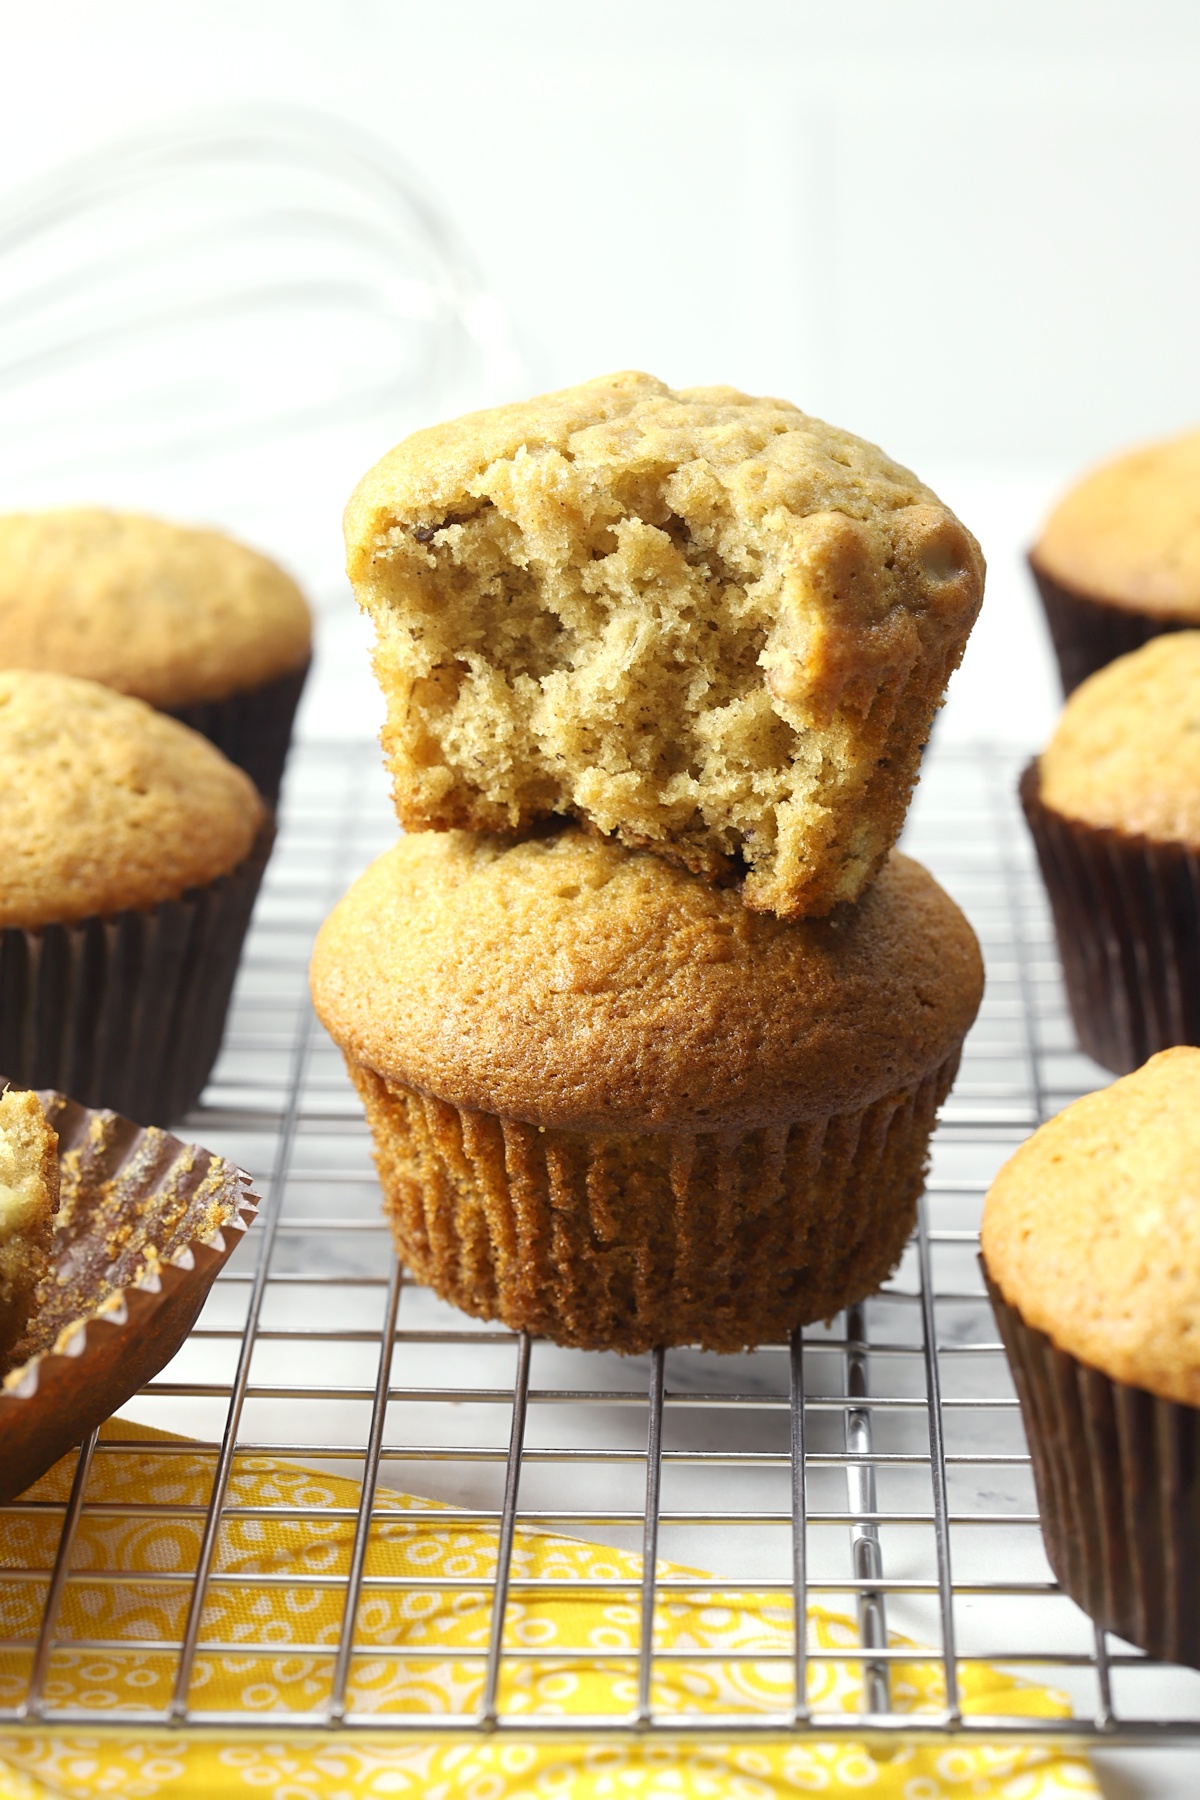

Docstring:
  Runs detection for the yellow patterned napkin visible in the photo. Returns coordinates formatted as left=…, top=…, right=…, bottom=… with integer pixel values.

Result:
left=0, top=1422, right=1095, bottom=1798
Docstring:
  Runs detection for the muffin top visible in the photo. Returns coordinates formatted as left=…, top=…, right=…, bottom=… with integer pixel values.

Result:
left=344, top=371, right=983, bottom=920
left=0, top=671, right=266, bottom=927
left=311, top=831, right=983, bottom=1133
left=982, top=1048, right=1200, bottom=1404
left=1033, top=429, right=1200, bottom=618
left=1037, top=632, right=1200, bottom=844
left=0, top=509, right=312, bottom=708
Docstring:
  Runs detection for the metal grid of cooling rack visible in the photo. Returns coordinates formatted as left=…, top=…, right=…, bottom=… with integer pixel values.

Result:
left=4, top=735, right=1200, bottom=1747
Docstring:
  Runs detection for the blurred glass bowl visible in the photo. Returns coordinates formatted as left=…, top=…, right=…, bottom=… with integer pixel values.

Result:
left=0, top=103, right=526, bottom=584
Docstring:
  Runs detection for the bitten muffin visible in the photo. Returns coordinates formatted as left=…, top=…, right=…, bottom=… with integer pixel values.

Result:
left=0, top=508, right=313, bottom=801
left=0, top=1090, right=59, bottom=1373
left=344, top=372, right=985, bottom=919
left=982, top=1048, right=1200, bottom=1666
left=0, top=671, right=271, bottom=1122
left=1029, top=428, right=1200, bottom=696
left=1020, top=633, right=1200, bottom=1072
left=311, top=832, right=983, bottom=1352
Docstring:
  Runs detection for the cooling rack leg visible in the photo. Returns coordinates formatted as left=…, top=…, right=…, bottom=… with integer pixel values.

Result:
left=789, top=1328, right=810, bottom=1725
left=327, top=1254, right=404, bottom=1723
left=844, top=1301, right=890, bottom=1717
left=19, top=1426, right=98, bottom=1721
left=636, top=1346, right=666, bottom=1725
left=479, top=1331, right=532, bottom=1727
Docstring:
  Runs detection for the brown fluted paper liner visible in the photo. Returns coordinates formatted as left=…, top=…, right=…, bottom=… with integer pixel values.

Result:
left=1028, top=552, right=1191, bottom=699
left=1019, top=762, right=1200, bottom=1075
left=167, top=658, right=309, bottom=806
left=348, top=1053, right=961, bottom=1354
left=0, top=819, right=274, bottom=1126
left=985, top=1263, right=1200, bottom=1669
left=0, top=1087, right=258, bottom=1503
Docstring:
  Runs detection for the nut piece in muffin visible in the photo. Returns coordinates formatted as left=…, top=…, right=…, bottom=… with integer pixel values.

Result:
left=1021, top=633, right=1200, bottom=1072
left=1029, top=428, right=1200, bottom=695
left=982, top=1048, right=1200, bottom=1666
left=0, top=508, right=313, bottom=800
left=311, top=832, right=983, bottom=1353
left=0, top=670, right=271, bottom=1122
left=0, top=1089, right=59, bottom=1372
left=345, top=372, right=985, bottom=918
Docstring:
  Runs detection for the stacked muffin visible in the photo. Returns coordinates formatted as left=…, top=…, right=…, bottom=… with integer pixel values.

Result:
left=312, top=372, right=987, bottom=1352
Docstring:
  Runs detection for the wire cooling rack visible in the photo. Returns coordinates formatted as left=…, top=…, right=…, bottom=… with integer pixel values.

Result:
left=4, top=735, right=1200, bottom=1747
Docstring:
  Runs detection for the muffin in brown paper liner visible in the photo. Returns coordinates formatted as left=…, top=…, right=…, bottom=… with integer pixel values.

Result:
left=1019, top=762, right=1200, bottom=1075
left=348, top=1052, right=962, bottom=1354
left=166, top=657, right=310, bottom=806
left=985, top=1265, right=1200, bottom=1668
left=1028, top=554, right=1192, bottom=700
left=0, top=818, right=275, bottom=1126
left=0, top=1086, right=258, bottom=1505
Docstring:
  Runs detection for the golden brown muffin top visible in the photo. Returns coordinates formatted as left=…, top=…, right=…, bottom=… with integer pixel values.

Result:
left=1037, top=632, right=1200, bottom=844
left=344, top=371, right=984, bottom=919
left=311, top=831, right=983, bottom=1133
left=982, top=1048, right=1200, bottom=1404
left=0, top=671, right=266, bottom=927
left=1033, top=429, right=1200, bottom=617
left=0, top=509, right=312, bottom=708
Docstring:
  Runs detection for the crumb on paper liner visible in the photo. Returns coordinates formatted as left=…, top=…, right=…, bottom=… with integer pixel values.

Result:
left=0, top=1421, right=1098, bottom=1799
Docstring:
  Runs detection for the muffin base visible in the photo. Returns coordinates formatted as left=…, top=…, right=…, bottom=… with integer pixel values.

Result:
left=168, top=659, right=309, bottom=805
left=0, top=821, right=274, bottom=1125
left=348, top=1055, right=960, bottom=1353
left=986, top=1266, right=1200, bottom=1668
left=1029, top=555, right=1191, bottom=699
left=1020, top=763, right=1200, bottom=1074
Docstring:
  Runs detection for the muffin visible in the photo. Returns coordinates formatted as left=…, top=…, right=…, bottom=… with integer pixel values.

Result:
left=0, top=508, right=313, bottom=802
left=311, top=831, right=983, bottom=1352
left=0, top=670, right=272, bottom=1123
left=1029, top=428, right=1200, bottom=696
left=344, top=371, right=985, bottom=919
left=0, top=1089, right=58, bottom=1373
left=982, top=1048, right=1200, bottom=1666
left=1020, top=632, right=1200, bottom=1073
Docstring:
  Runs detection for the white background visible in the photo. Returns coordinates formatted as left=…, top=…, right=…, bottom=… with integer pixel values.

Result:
left=1, top=12, right=1198, bottom=1789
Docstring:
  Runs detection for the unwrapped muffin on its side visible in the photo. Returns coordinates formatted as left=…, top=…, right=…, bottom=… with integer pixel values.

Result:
left=345, top=372, right=985, bottom=918
left=312, top=832, right=983, bottom=1353
left=0, top=1090, right=59, bottom=1373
